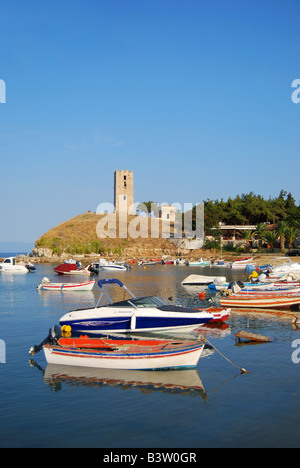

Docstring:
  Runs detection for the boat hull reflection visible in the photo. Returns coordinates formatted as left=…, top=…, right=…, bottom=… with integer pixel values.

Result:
left=43, top=364, right=206, bottom=397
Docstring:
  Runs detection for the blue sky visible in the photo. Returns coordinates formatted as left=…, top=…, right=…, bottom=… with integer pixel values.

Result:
left=0, top=0, right=299, bottom=243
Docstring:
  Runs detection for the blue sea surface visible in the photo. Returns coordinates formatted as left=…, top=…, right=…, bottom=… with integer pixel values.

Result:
left=0, top=252, right=29, bottom=257
left=0, top=263, right=300, bottom=448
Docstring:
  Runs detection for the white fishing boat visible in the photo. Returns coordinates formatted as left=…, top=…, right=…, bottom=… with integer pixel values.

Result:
left=43, top=340, right=205, bottom=370
left=30, top=327, right=205, bottom=370
left=231, top=257, right=255, bottom=269
left=267, top=262, right=300, bottom=279
left=220, top=294, right=300, bottom=310
left=100, top=263, right=129, bottom=271
left=93, top=259, right=130, bottom=271
left=0, top=257, right=35, bottom=274
left=237, top=286, right=300, bottom=296
left=175, top=259, right=188, bottom=265
left=211, top=259, right=231, bottom=267
left=187, top=258, right=211, bottom=267
left=208, top=279, right=300, bottom=292
left=181, top=274, right=227, bottom=286
left=138, top=260, right=159, bottom=266
left=37, top=278, right=95, bottom=291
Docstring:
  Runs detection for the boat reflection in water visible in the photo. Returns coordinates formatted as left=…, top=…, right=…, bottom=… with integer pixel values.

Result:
left=42, top=364, right=207, bottom=398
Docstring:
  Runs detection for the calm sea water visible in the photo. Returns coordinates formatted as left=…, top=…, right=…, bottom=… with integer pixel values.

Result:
left=0, top=252, right=29, bottom=257
left=0, top=263, right=300, bottom=448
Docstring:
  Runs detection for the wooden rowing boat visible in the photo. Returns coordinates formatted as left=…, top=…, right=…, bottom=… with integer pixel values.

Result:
left=220, top=294, right=300, bottom=310
left=43, top=336, right=205, bottom=370
left=37, top=278, right=95, bottom=291
left=235, top=330, right=273, bottom=343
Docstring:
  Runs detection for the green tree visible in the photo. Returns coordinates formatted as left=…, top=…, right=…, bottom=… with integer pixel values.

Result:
left=202, top=190, right=300, bottom=232
left=284, top=226, right=299, bottom=251
left=136, top=201, right=158, bottom=217
left=255, top=223, right=266, bottom=251
left=262, top=231, right=278, bottom=252
left=239, top=230, right=254, bottom=252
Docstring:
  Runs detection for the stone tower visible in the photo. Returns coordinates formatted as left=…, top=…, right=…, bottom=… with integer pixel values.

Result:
left=114, top=170, right=135, bottom=215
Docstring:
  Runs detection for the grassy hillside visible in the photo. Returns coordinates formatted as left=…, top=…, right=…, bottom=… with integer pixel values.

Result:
left=35, top=212, right=179, bottom=257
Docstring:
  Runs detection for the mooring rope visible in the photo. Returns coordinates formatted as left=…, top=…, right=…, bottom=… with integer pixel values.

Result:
left=205, top=338, right=249, bottom=374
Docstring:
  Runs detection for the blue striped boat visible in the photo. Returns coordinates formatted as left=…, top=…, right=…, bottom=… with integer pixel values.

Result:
left=59, top=279, right=215, bottom=334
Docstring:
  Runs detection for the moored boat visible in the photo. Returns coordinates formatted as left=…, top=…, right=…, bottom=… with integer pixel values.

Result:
left=208, top=279, right=300, bottom=292
left=231, top=257, right=255, bottom=269
left=92, top=259, right=130, bottom=271
left=30, top=327, right=205, bottom=370
left=54, top=263, right=94, bottom=276
left=37, top=278, right=95, bottom=291
left=99, top=263, right=129, bottom=271
left=138, top=260, right=159, bottom=266
left=175, top=259, right=188, bottom=265
left=181, top=274, right=226, bottom=286
left=235, top=283, right=300, bottom=295
left=43, top=342, right=204, bottom=370
left=220, top=294, right=300, bottom=310
left=211, top=259, right=231, bottom=267
left=187, top=258, right=211, bottom=267
left=194, top=307, right=230, bottom=323
left=59, top=278, right=216, bottom=334
left=0, top=257, right=35, bottom=274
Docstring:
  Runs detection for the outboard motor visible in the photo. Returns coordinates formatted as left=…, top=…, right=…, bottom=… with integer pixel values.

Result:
left=29, top=325, right=61, bottom=356
left=26, top=262, right=36, bottom=271
left=232, top=283, right=241, bottom=294
left=228, top=281, right=242, bottom=294
left=88, top=265, right=99, bottom=275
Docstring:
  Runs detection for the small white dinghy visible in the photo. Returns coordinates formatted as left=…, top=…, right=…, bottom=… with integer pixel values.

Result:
left=37, top=277, right=95, bottom=291
left=181, top=274, right=226, bottom=286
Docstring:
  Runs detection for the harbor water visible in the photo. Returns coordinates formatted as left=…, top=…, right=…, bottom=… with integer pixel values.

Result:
left=0, top=263, right=300, bottom=448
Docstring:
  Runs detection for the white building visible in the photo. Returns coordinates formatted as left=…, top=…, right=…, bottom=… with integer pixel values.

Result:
left=158, top=204, right=175, bottom=223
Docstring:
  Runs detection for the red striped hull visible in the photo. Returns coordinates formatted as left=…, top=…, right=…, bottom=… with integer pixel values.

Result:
left=220, top=295, right=300, bottom=310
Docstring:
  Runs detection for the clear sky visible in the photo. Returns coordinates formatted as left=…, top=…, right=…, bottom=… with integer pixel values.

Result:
left=0, top=0, right=299, bottom=243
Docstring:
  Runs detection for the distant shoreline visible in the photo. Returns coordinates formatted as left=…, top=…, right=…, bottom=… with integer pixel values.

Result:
left=0, top=251, right=297, bottom=267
